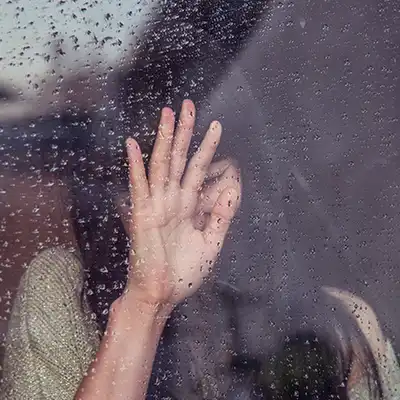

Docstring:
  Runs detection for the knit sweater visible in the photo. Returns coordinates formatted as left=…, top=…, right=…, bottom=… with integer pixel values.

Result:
left=1, top=248, right=100, bottom=400
left=1, top=247, right=400, bottom=399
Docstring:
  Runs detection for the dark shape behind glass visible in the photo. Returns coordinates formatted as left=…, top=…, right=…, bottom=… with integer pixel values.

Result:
left=0, top=0, right=269, bottom=398
left=1, top=0, right=399, bottom=398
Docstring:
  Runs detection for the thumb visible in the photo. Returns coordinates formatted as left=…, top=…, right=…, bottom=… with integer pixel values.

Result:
left=202, top=187, right=239, bottom=263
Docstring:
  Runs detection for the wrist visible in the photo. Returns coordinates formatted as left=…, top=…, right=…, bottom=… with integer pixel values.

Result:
left=122, top=281, right=175, bottom=317
left=109, top=291, right=174, bottom=330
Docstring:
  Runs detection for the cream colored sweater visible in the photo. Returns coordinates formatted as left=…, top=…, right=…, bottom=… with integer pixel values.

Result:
left=1, top=247, right=400, bottom=399
left=1, top=248, right=100, bottom=400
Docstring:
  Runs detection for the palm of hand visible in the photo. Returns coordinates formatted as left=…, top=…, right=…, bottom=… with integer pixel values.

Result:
left=127, top=100, right=241, bottom=306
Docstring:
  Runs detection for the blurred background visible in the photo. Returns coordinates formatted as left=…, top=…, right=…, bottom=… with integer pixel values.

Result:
left=1, top=0, right=400, bottom=392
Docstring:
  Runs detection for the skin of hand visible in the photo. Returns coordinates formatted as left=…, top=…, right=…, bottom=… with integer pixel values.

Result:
left=74, top=100, right=241, bottom=400
left=121, top=99, right=241, bottom=312
left=115, top=158, right=242, bottom=235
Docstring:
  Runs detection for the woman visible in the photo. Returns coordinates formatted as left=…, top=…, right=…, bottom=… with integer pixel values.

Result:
left=1, top=99, right=242, bottom=399
left=2, top=101, right=400, bottom=400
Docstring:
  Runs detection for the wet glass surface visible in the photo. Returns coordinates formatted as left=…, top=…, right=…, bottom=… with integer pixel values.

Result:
left=1, top=0, right=400, bottom=398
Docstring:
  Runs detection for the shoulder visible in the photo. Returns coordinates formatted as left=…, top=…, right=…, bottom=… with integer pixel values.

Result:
left=12, top=246, right=91, bottom=346
left=17, top=246, right=89, bottom=334
left=17, top=246, right=86, bottom=317
left=13, top=247, right=83, bottom=325
left=3, top=251, right=99, bottom=398
left=22, top=246, right=83, bottom=290
left=6, top=245, right=98, bottom=369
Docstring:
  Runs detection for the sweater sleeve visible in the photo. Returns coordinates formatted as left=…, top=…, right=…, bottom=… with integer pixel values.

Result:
left=1, top=247, right=100, bottom=400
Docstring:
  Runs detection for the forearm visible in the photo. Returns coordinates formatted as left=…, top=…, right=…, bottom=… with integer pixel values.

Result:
left=74, top=295, right=171, bottom=400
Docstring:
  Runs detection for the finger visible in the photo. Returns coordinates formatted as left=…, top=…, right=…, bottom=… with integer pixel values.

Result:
left=169, top=99, right=196, bottom=184
left=202, top=187, right=239, bottom=257
left=178, top=158, right=234, bottom=220
left=192, top=212, right=210, bottom=231
left=126, top=138, right=150, bottom=204
left=148, top=107, right=175, bottom=193
left=198, top=164, right=241, bottom=215
left=205, top=158, right=233, bottom=180
left=182, top=120, right=222, bottom=193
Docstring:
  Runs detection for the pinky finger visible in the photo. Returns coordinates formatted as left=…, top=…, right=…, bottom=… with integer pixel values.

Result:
left=126, top=138, right=150, bottom=204
left=202, top=187, right=239, bottom=258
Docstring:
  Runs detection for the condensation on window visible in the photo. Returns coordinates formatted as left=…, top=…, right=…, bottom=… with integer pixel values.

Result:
left=1, top=0, right=400, bottom=398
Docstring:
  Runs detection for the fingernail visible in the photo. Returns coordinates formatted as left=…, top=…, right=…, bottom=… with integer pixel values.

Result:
left=127, top=139, right=140, bottom=153
left=211, top=120, right=221, bottom=130
left=182, top=99, right=195, bottom=117
left=162, top=107, right=173, bottom=119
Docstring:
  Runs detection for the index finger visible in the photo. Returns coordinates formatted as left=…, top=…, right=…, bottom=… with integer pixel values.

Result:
left=126, top=138, right=150, bottom=203
left=181, top=120, right=222, bottom=193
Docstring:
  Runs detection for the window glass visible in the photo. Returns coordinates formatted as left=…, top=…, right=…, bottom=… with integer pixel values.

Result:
left=1, top=1, right=400, bottom=398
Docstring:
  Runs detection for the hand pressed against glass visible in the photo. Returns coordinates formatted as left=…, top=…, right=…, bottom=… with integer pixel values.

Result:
left=123, top=99, right=241, bottom=308
left=116, top=158, right=241, bottom=232
left=75, top=101, right=241, bottom=400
